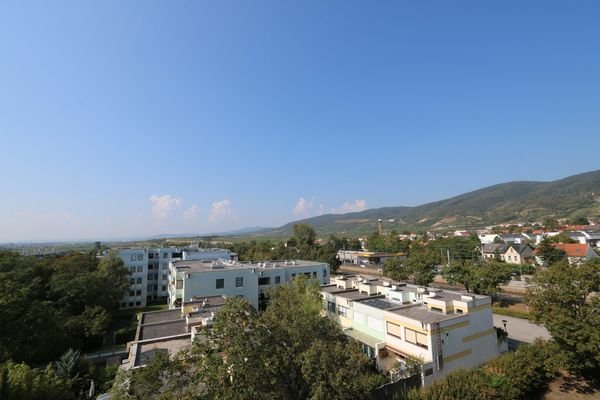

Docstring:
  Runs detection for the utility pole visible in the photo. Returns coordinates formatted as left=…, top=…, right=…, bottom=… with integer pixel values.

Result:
left=447, top=249, right=450, bottom=266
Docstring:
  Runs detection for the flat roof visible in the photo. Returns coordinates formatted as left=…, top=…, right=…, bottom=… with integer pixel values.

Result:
left=134, top=337, right=191, bottom=367
left=174, top=259, right=326, bottom=273
left=358, top=298, right=399, bottom=310
left=389, top=304, right=463, bottom=323
left=336, top=291, right=382, bottom=301
left=141, top=309, right=181, bottom=325
left=139, top=320, right=187, bottom=340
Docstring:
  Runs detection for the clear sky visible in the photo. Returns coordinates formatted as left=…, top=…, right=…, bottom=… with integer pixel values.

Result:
left=1, top=1, right=599, bottom=242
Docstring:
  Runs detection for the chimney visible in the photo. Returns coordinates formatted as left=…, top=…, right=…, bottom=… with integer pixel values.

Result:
left=378, top=219, right=383, bottom=235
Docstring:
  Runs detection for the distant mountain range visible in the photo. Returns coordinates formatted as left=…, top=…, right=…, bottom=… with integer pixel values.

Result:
left=255, top=170, right=600, bottom=237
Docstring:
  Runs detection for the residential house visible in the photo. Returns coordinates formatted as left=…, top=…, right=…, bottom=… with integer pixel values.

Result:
left=321, top=276, right=501, bottom=387
left=550, top=243, right=599, bottom=265
left=482, top=243, right=534, bottom=264
left=116, top=247, right=235, bottom=308
left=169, top=259, right=329, bottom=310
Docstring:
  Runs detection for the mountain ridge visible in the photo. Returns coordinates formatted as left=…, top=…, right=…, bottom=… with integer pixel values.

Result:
left=256, top=170, right=600, bottom=237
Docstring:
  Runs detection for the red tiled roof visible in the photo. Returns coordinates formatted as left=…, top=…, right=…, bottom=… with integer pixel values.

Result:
left=551, top=243, right=589, bottom=258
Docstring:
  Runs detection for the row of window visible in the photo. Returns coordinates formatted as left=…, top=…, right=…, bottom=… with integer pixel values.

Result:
left=121, top=301, right=142, bottom=307
left=130, top=254, right=144, bottom=261
left=146, top=284, right=168, bottom=292
left=387, top=322, right=429, bottom=349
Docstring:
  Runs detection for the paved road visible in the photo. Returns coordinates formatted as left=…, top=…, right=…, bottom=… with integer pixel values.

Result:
left=493, top=314, right=551, bottom=345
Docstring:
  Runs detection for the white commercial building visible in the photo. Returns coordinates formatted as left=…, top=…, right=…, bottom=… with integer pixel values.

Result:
left=169, top=259, right=330, bottom=310
left=117, top=247, right=235, bottom=308
left=321, top=275, right=502, bottom=387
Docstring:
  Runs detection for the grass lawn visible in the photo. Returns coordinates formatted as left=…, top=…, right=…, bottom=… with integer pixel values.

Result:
left=493, top=294, right=534, bottom=320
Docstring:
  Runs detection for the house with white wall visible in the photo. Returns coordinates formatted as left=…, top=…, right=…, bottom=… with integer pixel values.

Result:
left=169, top=259, right=329, bottom=310
left=320, top=276, right=500, bottom=387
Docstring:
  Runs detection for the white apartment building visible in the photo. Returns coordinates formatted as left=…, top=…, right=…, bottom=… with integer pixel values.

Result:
left=169, top=259, right=330, bottom=310
left=321, top=275, right=501, bottom=387
left=117, top=247, right=235, bottom=308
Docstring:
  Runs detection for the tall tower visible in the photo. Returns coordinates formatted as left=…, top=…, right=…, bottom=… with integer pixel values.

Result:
left=378, top=219, right=383, bottom=235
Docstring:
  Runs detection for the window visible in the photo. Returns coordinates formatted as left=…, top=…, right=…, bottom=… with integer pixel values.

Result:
left=338, top=305, right=349, bottom=318
left=323, top=269, right=327, bottom=277
left=135, top=301, right=141, bottom=306
left=258, top=277, right=271, bottom=285
left=135, top=290, right=142, bottom=296
left=456, top=309, right=463, bottom=314
left=128, top=290, right=134, bottom=296
left=129, top=267, right=136, bottom=273
left=162, top=285, right=167, bottom=291
left=235, top=277, right=244, bottom=287
left=367, top=316, right=384, bottom=332
left=176, top=280, right=183, bottom=289
left=128, top=302, right=134, bottom=307
left=386, top=322, right=403, bottom=338
left=405, top=328, right=428, bottom=349
left=149, top=253, right=154, bottom=259
left=137, top=266, right=143, bottom=272
left=136, top=277, right=142, bottom=284
left=430, top=306, right=443, bottom=313
left=424, top=368, right=434, bottom=376
left=327, top=301, right=336, bottom=312
left=353, top=311, right=365, bottom=323
left=312, top=271, right=317, bottom=279
left=129, top=278, right=135, bottom=284
left=275, top=276, right=281, bottom=284
left=147, top=284, right=153, bottom=291
left=137, top=254, right=143, bottom=261
left=163, top=252, right=168, bottom=258
left=292, top=273, right=296, bottom=278
left=304, top=272, right=311, bottom=278
left=216, top=278, right=224, bottom=289
left=130, top=255, right=136, bottom=261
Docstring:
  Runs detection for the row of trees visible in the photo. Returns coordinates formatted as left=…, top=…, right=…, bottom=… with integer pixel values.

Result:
left=0, top=250, right=129, bottom=399
left=217, top=223, right=362, bottom=271
left=0, top=251, right=129, bottom=364
left=112, top=277, right=386, bottom=400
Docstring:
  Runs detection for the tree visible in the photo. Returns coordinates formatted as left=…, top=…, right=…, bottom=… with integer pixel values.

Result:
left=442, top=260, right=512, bottom=297
left=536, top=239, right=567, bottom=265
left=185, top=277, right=385, bottom=400
left=391, top=247, right=440, bottom=286
left=542, top=217, right=559, bottom=229
left=527, top=259, right=600, bottom=377
left=569, top=216, right=589, bottom=225
left=293, top=224, right=317, bottom=247
left=442, top=261, right=478, bottom=293
left=112, top=351, right=197, bottom=400
left=470, top=260, right=512, bottom=298
left=383, top=257, right=404, bottom=281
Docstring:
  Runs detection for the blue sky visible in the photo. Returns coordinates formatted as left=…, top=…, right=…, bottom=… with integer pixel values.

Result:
left=1, top=1, right=599, bottom=241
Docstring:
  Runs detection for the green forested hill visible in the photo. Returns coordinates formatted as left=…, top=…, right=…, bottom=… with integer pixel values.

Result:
left=259, top=170, right=600, bottom=237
